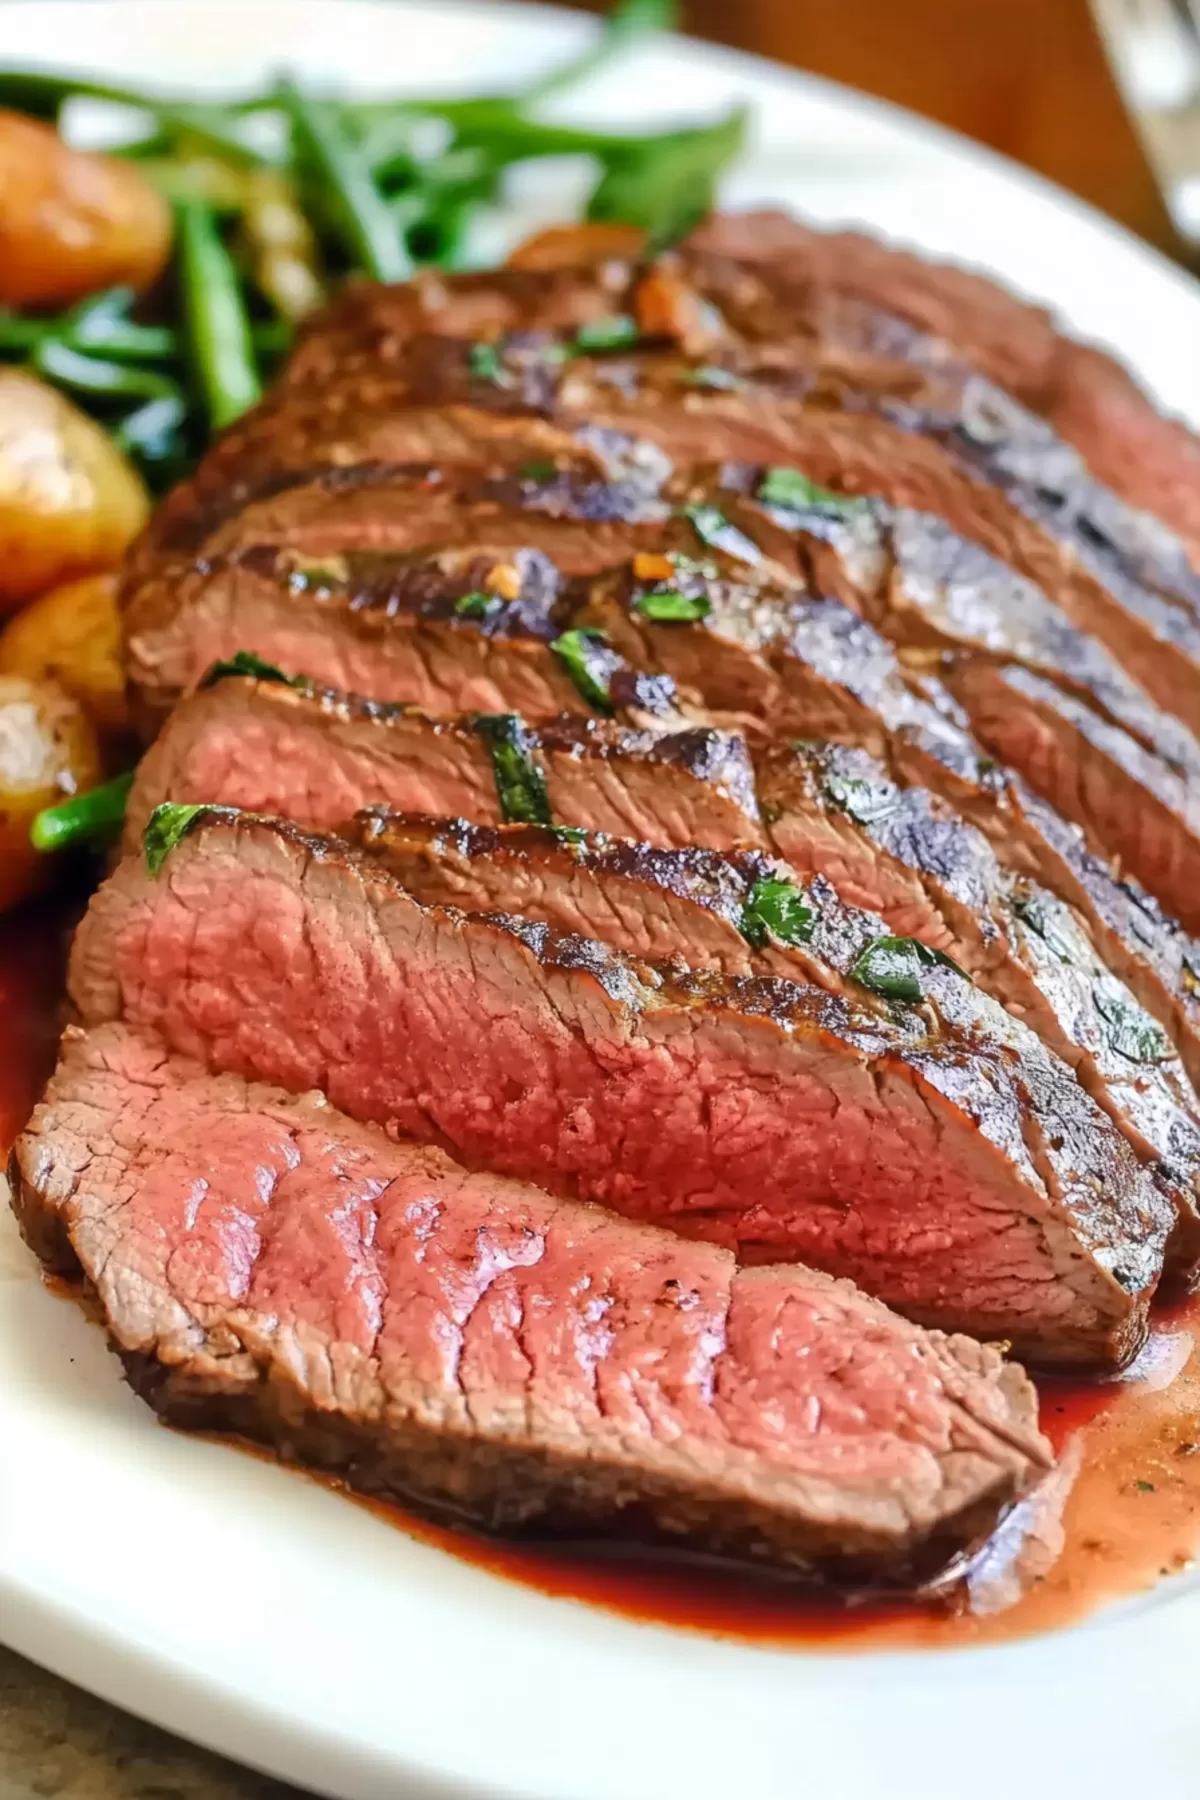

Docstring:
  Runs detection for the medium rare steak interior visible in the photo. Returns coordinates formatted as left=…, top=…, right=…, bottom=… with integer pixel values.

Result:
left=67, top=808, right=1167, bottom=1366
left=12, top=1023, right=1053, bottom=1588
left=20, top=212, right=1200, bottom=1598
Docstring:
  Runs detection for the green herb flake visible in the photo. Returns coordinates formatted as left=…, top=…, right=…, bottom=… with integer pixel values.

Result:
left=1134, top=1480, right=1156, bottom=1494
left=850, top=935, right=968, bottom=1004
left=198, top=650, right=302, bottom=690
left=682, top=504, right=760, bottom=565
left=757, top=466, right=867, bottom=517
left=520, top=459, right=558, bottom=481
left=144, top=803, right=213, bottom=877
left=681, top=365, right=744, bottom=392
left=551, top=628, right=615, bottom=712
left=472, top=715, right=552, bottom=826
left=1010, top=889, right=1088, bottom=968
left=549, top=825, right=589, bottom=845
left=573, top=315, right=640, bottom=353
left=740, top=878, right=815, bottom=950
left=1093, top=977, right=1175, bottom=1064
left=468, top=340, right=513, bottom=387
left=287, top=555, right=350, bottom=592
left=823, top=767, right=900, bottom=831
left=635, top=588, right=712, bottom=623
left=454, top=591, right=499, bottom=620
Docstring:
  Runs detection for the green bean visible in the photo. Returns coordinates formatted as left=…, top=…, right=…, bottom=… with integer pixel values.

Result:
left=114, top=393, right=189, bottom=475
left=176, top=198, right=262, bottom=430
left=32, top=338, right=181, bottom=400
left=586, top=106, right=747, bottom=251
left=279, top=80, right=410, bottom=282
left=30, top=772, right=134, bottom=855
left=521, top=0, right=677, bottom=104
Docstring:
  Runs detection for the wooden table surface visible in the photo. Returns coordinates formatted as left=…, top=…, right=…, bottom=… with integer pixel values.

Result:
left=0, top=3, right=1180, bottom=1797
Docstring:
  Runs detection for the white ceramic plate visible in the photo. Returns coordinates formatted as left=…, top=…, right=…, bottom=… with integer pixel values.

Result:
left=4, top=6, right=1200, bottom=1796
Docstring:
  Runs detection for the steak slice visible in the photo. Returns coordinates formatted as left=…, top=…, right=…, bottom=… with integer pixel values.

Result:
left=690, top=210, right=1200, bottom=570
left=755, top=742, right=1200, bottom=1278
left=68, top=809, right=1169, bottom=1366
left=122, top=671, right=764, bottom=855
left=12, top=1022, right=1054, bottom=1589
left=730, top=481, right=1200, bottom=933
left=151, top=325, right=1200, bottom=733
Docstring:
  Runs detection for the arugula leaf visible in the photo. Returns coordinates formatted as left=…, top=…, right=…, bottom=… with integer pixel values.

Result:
left=144, top=803, right=213, bottom=877
left=850, top=935, right=967, bottom=1004
left=683, top=504, right=760, bottom=564
left=586, top=107, right=747, bottom=255
left=635, top=589, right=712, bottom=622
left=551, top=628, right=616, bottom=712
left=472, top=715, right=552, bottom=826
left=757, top=466, right=867, bottom=517
left=198, top=650, right=304, bottom=689
left=574, top=315, right=640, bottom=353
left=740, top=878, right=815, bottom=950
left=1093, top=978, right=1175, bottom=1063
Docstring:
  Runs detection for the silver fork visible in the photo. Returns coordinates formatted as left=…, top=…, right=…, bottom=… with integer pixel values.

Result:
left=1091, top=0, right=1200, bottom=247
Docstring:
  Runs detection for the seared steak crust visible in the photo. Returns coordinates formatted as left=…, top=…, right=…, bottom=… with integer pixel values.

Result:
left=123, top=674, right=764, bottom=855
left=68, top=811, right=1168, bottom=1365
left=11, top=1021, right=1053, bottom=1587
left=756, top=742, right=1200, bottom=1278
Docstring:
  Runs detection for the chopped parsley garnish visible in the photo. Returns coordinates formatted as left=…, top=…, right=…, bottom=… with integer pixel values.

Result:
left=574, top=315, right=640, bottom=353
left=1093, top=978, right=1174, bottom=1063
left=467, top=340, right=512, bottom=386
left=1010, top=889, right=1087, bottom=967
left=757, top=466, right=867, bottom=517
left=548, top=825, right=589, bottom=845
left=551, top=628, right=615, bottom=712
left=520, top=459, right=558, bottom=481
left=740, top=878, right=815, bottom=950
left=634, top=589, right=712, bottom=623
left=682, top=504, right=760, bottom=564
left=144, top=802, right=214, bottom=877
left=681, top=365, right=744, bottom=391
left=472, top=715, right=551, bottom=826
left=822, top=765, right=900, bottom=830
left=454, top=591, right=500, bottom=620
left=850, top=935, right=967, bottom=1004
left=198, top=650, right=304, bottom=690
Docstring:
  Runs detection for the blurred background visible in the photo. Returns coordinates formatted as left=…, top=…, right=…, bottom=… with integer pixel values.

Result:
left=566, top=0, right=1197, bottom=262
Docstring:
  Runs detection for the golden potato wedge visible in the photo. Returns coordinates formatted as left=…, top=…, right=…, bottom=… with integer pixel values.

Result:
left=0, top=571, right=127, bottom=741
left=0, top=674, right=100, bottom=911
left=0, top=108, right=172, bottom=309
left=0, top=368, right=149, bottom=611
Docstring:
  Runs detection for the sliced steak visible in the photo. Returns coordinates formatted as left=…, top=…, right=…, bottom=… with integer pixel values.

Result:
left=12, top=1021, right=1054, bottom=1588
left=68, top=809, right=1169, bottom=1366
left=149, top=323, right=1200, bottom=732
left=729, top=480, right=1200, bottom=932
left=690, top=210, right=1200, bottom=569
left=755, top=742, right=1200, bottom=1278
left=122, top=672, right=764, bottom=854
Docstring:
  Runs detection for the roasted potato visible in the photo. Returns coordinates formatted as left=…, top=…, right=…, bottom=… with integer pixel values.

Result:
left=0, top=674, right=100, bottom=911
left=0, top=368, right=149, bottom=611
left=0, top=108, right=172, bottom=309
left=0, top=571, right=127, bottom=741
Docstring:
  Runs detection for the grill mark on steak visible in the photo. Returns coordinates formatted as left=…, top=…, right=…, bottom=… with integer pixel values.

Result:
left=11, top=1021, right=1054, bottom=1588
left=141, top=319, right=1200, bottom=732
left=754, top=741, right=1200, bottom=1280
left=688, top=211, right=1200, bottom=573
left=122, top=675, right=765, bottom=855
left=68, top=810, right=1169, bottom=1366
left=717, top=479, right=1200, bottom=933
